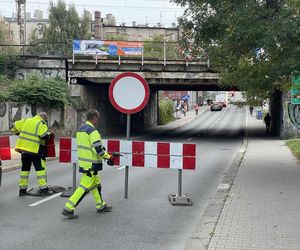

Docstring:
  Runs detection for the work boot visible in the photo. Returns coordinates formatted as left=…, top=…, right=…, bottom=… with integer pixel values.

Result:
left=19, top=189, right=27, bottom=196
left=61, top=209, right=78, bottom=219
left=40, top=188, right=50, bottom=197
left=96, top=204, right=112, bottom=213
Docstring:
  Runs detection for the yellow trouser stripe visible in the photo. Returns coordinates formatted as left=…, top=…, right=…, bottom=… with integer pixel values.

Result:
left=19, top=171, right=30, bottom=189
left=64, top=173, right=104, bottom=211
left=36, top=170, right=47, bottom=188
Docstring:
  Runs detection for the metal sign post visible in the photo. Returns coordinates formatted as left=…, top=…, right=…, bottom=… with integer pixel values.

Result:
left=109, top=72, right=150, bottom=200
left=124, top=114, right=131, bottom=199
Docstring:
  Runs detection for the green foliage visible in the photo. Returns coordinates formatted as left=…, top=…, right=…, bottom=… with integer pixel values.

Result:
left=0, top=19, right=11, bottom=44
left=286, top=139, right=300, bottom=162
left=143, top=34, right=180, bottom=60
left=7, top=73, right=71, bottom=108
left=105, top=34, right=128, bottom=41
left=0, top=51, right=18, bottom=78
left=0, top=75, right=12, bottom=101
left=0, top=19, right=18, bottom=77
left=29, top=0, right=91, bottom=55
left=173, top=0, right=300, bottom=102
left=159, top=99, right=175, bottom=125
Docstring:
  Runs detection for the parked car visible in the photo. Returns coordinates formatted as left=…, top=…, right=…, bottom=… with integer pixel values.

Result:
left=221, top=101, right=227, bottom=108
left=211, top=101, right=223, bottom=111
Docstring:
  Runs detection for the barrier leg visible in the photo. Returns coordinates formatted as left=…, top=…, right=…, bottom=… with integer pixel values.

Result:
left=124, top=166, right=129, bottom=199
left=61, top=163, right=77, bottom=197
left=178, top=169, right=182, bottom=197
left=168, top=169, right=193, bottom=206
left=0, top=160, right=2, bottom=187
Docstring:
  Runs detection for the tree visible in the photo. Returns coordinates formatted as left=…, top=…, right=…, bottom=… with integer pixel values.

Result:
left=0, top=75, right=12, bottom=101
left=143, top=34, right=180, bottom=60
left=6, top=73, right=71, bottom=108
left=173, top=0, right=300, bottom=102
left=0, top=20, right=18, bottom=78
left=0, top=19, right=12, bottom=45
left=29, top=0, right=91, bottom=55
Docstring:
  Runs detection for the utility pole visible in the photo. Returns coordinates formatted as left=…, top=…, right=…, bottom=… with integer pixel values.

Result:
left=16, top=0, right=26, bottom=54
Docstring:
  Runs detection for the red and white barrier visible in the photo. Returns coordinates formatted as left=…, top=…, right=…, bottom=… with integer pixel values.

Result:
left=0, top=136, right=18, bottom=160
left=0, top=135, right=56, bottom=160
left=59, top=138, right=196, bottom=170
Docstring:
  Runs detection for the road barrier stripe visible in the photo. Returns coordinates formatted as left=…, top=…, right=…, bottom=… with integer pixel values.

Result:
left=59, top=137, right=196, bottom=170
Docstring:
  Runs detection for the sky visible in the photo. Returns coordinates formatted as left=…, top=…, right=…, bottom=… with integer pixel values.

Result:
left=0, top=0, right=186, bottom=27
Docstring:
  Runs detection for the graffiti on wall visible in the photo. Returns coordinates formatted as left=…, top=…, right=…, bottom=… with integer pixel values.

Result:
left=16, top=69, right=65, bottom=80
left=288, top=102, right=300, bottom=127
left=40, top=69, right=64, bottom=78
left=0, top=102, right=63, bottom=132
left=0, top=102, right=6, bottom=117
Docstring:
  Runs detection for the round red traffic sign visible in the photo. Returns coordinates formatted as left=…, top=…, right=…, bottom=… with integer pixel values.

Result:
left=109, top=72, right=150, bottom=114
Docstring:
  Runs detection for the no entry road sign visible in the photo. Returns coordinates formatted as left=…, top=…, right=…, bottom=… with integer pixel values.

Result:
left=109, top=72, right=150, bottom=114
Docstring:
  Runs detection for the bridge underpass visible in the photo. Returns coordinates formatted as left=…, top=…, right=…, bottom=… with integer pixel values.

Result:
left=16, top=55, right=290, bottom=137
left=66, top=57, right=226, bottom=135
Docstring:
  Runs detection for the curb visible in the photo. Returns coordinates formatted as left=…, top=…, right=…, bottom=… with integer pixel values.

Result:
left=184, top=110, right=249, bottom=250
left=2, top=157, right=59, bottom=173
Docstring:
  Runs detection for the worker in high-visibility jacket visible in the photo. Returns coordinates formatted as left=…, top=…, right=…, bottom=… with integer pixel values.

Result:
left=11, top=112, right=51, bottom=196
left=62, top=109, right=114, bottom=219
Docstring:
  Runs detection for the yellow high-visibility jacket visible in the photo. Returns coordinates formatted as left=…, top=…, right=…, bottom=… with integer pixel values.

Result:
left=76, top=121, right=110, bottom=171
left=13, top=115, right=49, bottom=155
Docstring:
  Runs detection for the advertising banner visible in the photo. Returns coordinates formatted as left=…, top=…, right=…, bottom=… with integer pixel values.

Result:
left=73, top=40, right=143, bottom=56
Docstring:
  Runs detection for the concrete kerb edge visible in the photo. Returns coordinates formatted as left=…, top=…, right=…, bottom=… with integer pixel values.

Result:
left=185, top=132, right=249, bottom=249
left=2, top=157, right=59, bottom=173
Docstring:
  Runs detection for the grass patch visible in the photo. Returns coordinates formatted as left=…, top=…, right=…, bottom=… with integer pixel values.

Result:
left=158, top=99, right=174, bottom=125
left=286, top=140, right=300, bottom=162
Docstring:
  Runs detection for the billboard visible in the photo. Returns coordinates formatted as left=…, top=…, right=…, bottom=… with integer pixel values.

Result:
left=73, top=40, right=143, bottom=56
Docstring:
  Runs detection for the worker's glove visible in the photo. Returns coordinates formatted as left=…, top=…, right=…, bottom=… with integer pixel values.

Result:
left=107, top=159, right=114, bottom=166
left=49, top=131, right=55, bottom=139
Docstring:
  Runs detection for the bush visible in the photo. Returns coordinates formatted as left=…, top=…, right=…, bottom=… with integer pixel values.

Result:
left=159, top=99, right=174, bottom=125
left=7, top=73, right=71, bottom=108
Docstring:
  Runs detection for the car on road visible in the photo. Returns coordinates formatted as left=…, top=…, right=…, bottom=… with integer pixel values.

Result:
left=211, top=101, right=223, bottom=111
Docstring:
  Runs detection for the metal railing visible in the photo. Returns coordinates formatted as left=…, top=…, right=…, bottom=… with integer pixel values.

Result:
left=0, top=40, right=208, bottom=63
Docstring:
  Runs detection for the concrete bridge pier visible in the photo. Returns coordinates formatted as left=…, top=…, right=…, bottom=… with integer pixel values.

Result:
left=269, top=90, right=300, bottom=139
left=66, top=84, right=158, bottom=136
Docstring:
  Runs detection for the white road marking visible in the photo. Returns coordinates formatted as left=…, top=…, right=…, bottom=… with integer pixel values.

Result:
left=118, top=166, right=126, bottom=170
left=187, top=138, right=193, bottom=141
left=209, top=109, right=227, bottom=129
left=29, top=192, right=62, bottom=207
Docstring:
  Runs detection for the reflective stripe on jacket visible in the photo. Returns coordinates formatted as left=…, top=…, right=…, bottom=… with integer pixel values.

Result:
left=14, top=115, right=49, bottom=155
left=76, top=121, right=110, bottom=171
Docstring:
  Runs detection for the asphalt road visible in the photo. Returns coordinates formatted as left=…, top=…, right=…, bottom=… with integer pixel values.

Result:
left=0, top=105, right=246, bottom=250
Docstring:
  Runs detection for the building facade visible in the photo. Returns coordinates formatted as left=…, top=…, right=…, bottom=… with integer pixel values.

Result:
left=4, top=10, right=179, bottom=45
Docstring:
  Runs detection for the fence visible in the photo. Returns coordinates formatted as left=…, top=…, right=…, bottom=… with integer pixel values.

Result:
left=59, top=137, right=196, bottom=205
left=0, top=135, right=197, bottom=205
left=0, top=40, right=206, bottom=62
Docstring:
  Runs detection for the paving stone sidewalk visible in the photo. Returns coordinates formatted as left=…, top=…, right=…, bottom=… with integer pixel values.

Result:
left=208, top=115, right=300, bottom=250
